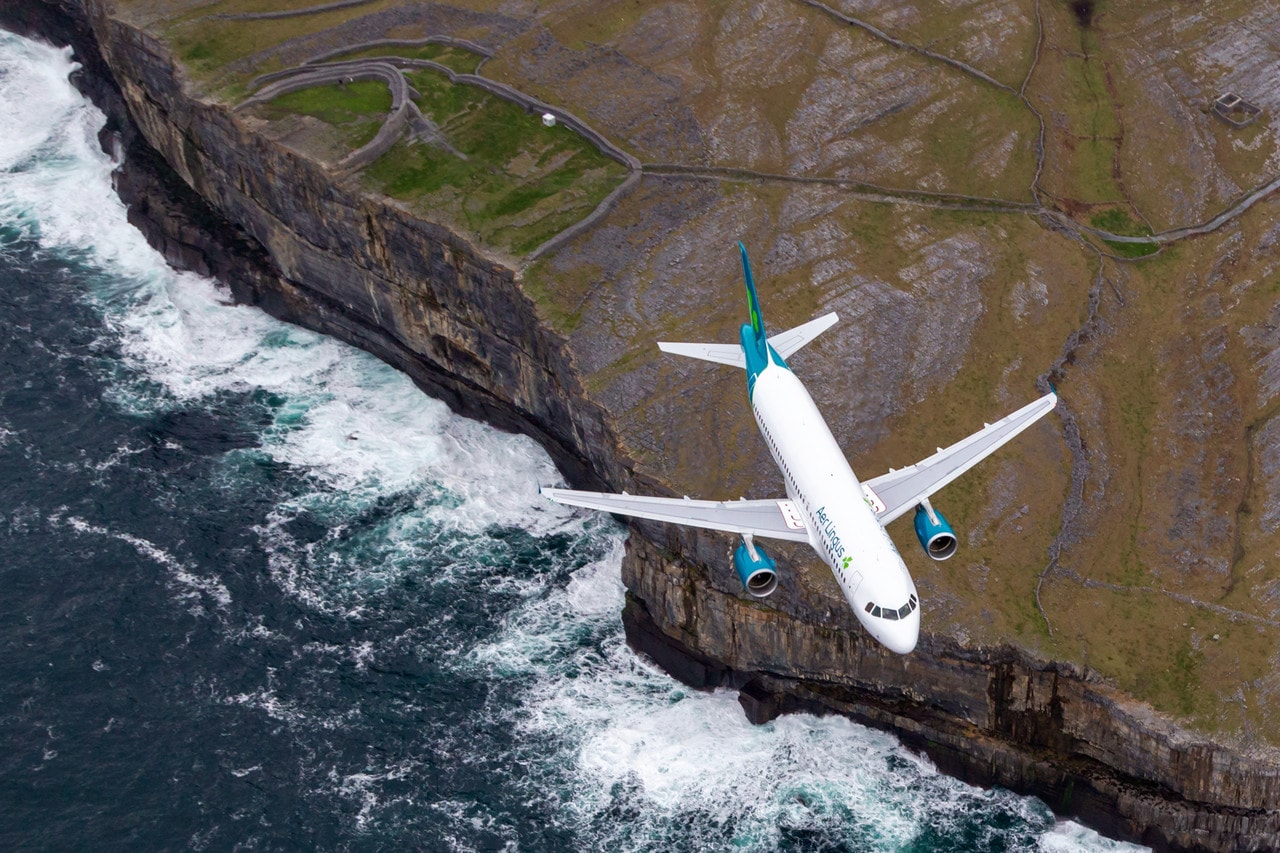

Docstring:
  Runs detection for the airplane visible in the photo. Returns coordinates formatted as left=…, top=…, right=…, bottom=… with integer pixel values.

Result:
left=541, top=244, right=1057, bottom=654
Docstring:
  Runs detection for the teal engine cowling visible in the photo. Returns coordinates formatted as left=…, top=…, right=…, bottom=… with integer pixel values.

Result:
left=913, top=501, right=958, bottom=561
left=733, top=540, right=778, bottom=597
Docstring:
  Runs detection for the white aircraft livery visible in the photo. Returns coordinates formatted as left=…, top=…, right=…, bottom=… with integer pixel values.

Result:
left=542, top=244, right=1058, bottom=654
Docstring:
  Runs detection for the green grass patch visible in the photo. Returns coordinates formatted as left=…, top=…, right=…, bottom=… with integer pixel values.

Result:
left=365, top=140, right=470, bottom=197
left=1091, top=208, right=1159, bottom=258
left=363, top=68, right=625, bottom=255
left=1103, top=240, right=1160, bottom=259
left=1090, top=207, right=1148, bottom=236
left=1032, top=18, right=1126, bottom=205
left=546, top=2, right=651, bottom=50
left=1139, top=636, right=1204, bottom=718
left=257, top=81, right=391, bottom=149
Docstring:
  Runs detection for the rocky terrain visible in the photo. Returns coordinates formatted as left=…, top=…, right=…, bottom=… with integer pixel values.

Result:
left=7, top=0, right=1280, bottom=849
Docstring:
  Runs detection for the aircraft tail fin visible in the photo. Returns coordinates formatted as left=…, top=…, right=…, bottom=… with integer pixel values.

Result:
left=656, top=244, right=839, bottom=369
left=656, top=314, right=839, bottom=369
left=740, top=242, right=765, bottom=343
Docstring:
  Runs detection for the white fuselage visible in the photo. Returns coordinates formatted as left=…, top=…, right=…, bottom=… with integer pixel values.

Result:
left=750, top=354, right=920, bottom=653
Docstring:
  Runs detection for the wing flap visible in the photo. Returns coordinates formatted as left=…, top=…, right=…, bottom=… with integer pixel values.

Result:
left=864, top=393, right=1058, bottom=525
left=541, top=487, right=810, bottom=543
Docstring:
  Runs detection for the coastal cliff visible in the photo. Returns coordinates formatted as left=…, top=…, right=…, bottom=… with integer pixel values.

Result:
left=6, top=1, right=1280, bottom=850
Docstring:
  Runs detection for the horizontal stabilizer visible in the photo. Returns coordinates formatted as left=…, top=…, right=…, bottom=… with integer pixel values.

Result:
left=657, top=340, right=746, bottom=368
left=657, top=312, right=839, bottom=369
left=767, top=312, right=838, bottom=360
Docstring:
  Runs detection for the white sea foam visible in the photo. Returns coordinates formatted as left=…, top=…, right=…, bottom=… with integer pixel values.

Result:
left=474, top=539, right=1150, bottom=851
left=0, top=33, right=159, bottom=280
left=101, top=263, right=578, bottom=543
left=1039, top=820, right=1150, bottom=852
left=61, top=514, right=232, bottom=609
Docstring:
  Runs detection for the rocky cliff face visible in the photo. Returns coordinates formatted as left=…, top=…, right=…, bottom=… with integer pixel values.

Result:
left=7, top=2, right=1280, bottom=850
left=45, top=0, right=621, bottom=496
left=624, top=535, right=1280, bottom=850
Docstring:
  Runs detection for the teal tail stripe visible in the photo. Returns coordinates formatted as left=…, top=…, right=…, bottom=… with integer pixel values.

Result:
left=739, top=242, right=765, bottom=340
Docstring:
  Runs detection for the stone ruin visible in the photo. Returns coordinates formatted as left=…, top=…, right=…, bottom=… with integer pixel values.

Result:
left=1211, top=92, right=1261, bottom=127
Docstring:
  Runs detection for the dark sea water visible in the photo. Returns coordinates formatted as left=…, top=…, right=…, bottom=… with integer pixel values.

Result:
left=0, top=30, right=1146, bottom=852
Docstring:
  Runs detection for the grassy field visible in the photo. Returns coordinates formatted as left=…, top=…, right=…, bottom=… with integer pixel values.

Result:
left=1090, top=208, right=1159, bottom=258
left=152, top=0, right=629, bottom=256
left=363, top=68, right=625, bottom=254
left=1027, top=2, right=1126, bottom=207
left=255, top=80, right=390, bottom=149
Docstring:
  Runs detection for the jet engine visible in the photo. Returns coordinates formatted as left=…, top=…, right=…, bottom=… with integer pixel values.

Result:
left=913, top=499, right=958, bottom=561
left=733, top=536, right=778, bottom=597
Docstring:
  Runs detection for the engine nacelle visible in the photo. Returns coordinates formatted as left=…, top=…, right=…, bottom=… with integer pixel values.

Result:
left=913, top=500, right=958, bottom=561
left=733, top=538, right=778, bottom=597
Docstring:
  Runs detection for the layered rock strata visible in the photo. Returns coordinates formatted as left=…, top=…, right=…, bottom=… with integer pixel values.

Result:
left=5, top=2, right=1279, bottom=851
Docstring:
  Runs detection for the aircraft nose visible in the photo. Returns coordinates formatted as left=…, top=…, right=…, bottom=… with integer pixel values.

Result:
left=884, top=611, right=920, bottom=655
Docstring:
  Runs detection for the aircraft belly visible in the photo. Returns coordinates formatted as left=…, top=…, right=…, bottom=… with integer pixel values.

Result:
left=752, top=364, right=917, bottom=647
left=754, top=370, right=855, bottom=490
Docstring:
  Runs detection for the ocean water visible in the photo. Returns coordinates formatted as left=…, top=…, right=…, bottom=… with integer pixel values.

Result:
left=0, top=29, right=1147, bottom=851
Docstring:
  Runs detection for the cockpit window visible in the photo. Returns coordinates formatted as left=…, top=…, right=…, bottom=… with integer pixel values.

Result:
left=865, top=595, right=918, bottom=620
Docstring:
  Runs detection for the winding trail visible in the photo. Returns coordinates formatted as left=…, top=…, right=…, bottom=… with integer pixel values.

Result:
left=1034, top=247, right=1106, bottom=640
left=795, top=0, right=1016, bottom=94
left=304, top=36, right=494, bottom=65
left=241, top=59, right=412, bottom=173
left=1089, top=174, right=1280, bottom=244
left=1062, top=569, right=1280, bottom=628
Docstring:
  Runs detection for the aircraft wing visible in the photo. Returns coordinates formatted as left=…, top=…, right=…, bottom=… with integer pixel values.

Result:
left=862, top=392, right=1058, bottom=526
left=656, top=341, right=746, bottom=368
left=540, top=487, right=811, bottom=543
